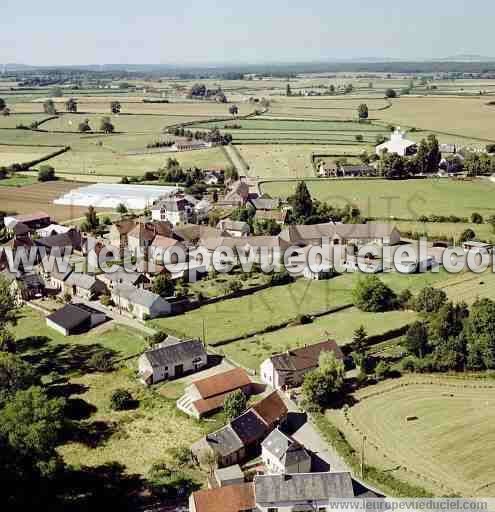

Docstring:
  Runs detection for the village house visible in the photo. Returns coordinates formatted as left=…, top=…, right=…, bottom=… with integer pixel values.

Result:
left=254, top=471, right=355, bottom=511
left=217, top=219, right=250, bottom=237
left=96, top=267, right=150, bottom=290
left=376, top=127, right=417, bottom=156
left=280, top=222, right=401, bottom=248
left=9, top=272, right=45, bottom=301
left=220, top=180, right=250, bottom=207
left=190, top=471, right=355, bottom=512
left=138, top=336, right=208, bottom=385
left=149, top=236, right=187, bottom=265
left=189, top=483, right=255, bottom=512
left=36, top=224, right=72, bottom=238
left=261, top=428, right=311, bottom=475
left=213, top=464, right=245, bottom=488
left=191, top=391, right=287, bottom=468
left=177, top=367, right=253, bottom=419
left=151, top=195, right=195, bottom=226
left=249, top=197, right=280, bottom=211
left=46, top=303, right=106, bottom=336
left=4, top=211, right=52, bottom=232
left=64, top=272, right=107, bottom=300
left=260, top=340, right=344, bottom=389
left=36, top=230, right=82, bottom=253
left=111, top=284, right=172, bottom=320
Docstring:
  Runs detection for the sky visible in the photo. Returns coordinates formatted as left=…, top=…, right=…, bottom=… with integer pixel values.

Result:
left=1, top=0, right=493, bottom=66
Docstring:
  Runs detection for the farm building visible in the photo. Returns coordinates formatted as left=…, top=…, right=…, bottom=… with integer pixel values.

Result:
left=260, top=340, right=344, bottom=389
left=213, top=464, right=245, bottom=488
left=375, top=127, right=417, bottom=156
left=217, top=219, right=250, bottom=237
left=189, top=483, right=255, bottom=512
left=46, top=303, right=106, bottom=336
left=138, top=336, right=207, bottom=385
left=4, top=211, right=52, bottom=232
left=177, top=367, right=252, bottom=419
left=54, top=183, right=180, bottom=210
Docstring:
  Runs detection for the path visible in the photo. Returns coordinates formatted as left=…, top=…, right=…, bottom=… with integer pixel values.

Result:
left=225, top=144, right=250, bottom=176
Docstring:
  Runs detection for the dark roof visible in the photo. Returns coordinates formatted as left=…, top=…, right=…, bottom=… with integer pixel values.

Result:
left=192, top=483, right=255, bottom=512
left=18, top=273, right=44, bottom=289
left=14, top=223, right=31, bottom=236
left=143, top=338, right=206, bottom=368
left=47, top=304, right=91, bottom=331
left=193, top=367, right=251, bottom=399
left=206, top=425, right=244, bottom=457
left=254, top=471, right=355, bottom=503
left=251, top=391, right=288, bottom=428
left=36, top=233, right=76, bottom=249
left=14, top=211, right=50, bottom=223
left=270, top=340, right=343, bottom=373
left=230, top=409, right=268, bottom=446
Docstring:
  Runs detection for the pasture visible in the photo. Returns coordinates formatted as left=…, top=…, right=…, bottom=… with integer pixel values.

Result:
left=327, top=377, right=495, bottom=496
left=260, top=178, right=495, bottom=219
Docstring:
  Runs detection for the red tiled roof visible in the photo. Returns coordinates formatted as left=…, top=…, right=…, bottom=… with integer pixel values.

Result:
left=192, top=483, right=255, bottom=512
left=193, top=368, right=251, bottom=399
left=271, top=340, right=344, bottom=372
left=151, top=235, right=180, bottom=249
left=192, top=392, right=230, bottom=416
left=251, top=391, right=288, bottom=428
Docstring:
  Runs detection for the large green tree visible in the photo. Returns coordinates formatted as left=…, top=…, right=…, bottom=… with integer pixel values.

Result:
left=353, top=275, right=397, bottom=312
left=288, top=181, right=313, bottom=221
left=357, top=104, right=369, bottom=119
left=224, top=389, right=247, bottom=421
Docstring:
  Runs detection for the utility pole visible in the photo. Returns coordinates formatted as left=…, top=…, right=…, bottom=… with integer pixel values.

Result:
left=361, top=435, right=366, bottom=479
left=202, top=318, right=206, bottom=347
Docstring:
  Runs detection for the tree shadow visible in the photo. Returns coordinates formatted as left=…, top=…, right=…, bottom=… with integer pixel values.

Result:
left=17, top=336, right=118, bottom=378
left=64, top=420, right=118, bottom=448
left=64, top=398, right=98, bottom=421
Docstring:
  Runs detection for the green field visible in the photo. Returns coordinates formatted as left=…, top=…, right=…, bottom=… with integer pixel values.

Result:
left=327, top=377, right=495, bottom=496
left=396, top=220, right=495, bottom=243
left=150, top=270, right=452, bottom=346
left=221, top=307, right=416, bottom=371
left=260, top=178, right=495, bottom=219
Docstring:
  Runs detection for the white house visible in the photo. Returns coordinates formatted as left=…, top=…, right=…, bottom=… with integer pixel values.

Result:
left=151, top=195, right=194, bottom=226
left=261, top=428, right=311, bottom=475
left=138, top=336, right=207, bottom=385
left=217, top=219, right=250, bottom=237
left=376, top=127, right=417, bottom=156
left=111, top=284, right=172, bottom=320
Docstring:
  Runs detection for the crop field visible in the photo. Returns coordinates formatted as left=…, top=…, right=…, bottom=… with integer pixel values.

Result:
left=375, top=96, right=495, bottom=141
left=260, top=178, right=495, bottom=219
left=0, top=180, right=112, bottom=221
left=327, top=377, right=495, bottom=496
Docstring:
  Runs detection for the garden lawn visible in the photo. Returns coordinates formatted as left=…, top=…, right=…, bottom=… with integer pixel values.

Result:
left=57, top=367, right=221, bottom=478
left=14, top=308, right=146, bottom=365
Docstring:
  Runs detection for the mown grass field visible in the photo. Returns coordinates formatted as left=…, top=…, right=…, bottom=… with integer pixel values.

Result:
left=327, top=376, right=495, bottom=496
left=396, top=220, right=495, bottom=243
left=375, top=96, right=495, bottom=142
left=260, top=178, right=495, bottom=219
left=0, top=144, right=64, bottom=167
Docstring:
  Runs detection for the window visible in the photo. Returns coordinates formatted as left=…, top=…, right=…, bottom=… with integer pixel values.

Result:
left=268, top=508, right=278, bottom=512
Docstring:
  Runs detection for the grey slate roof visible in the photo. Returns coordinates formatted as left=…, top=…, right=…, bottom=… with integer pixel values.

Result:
left=262, top=428, right=310, bottom=468
left=113, top=284, right=164, bottom=308
left=230, top=409, right=267, bottom=446
left=206, top=425, right=244, bottom=457
left=143, top=338, right=206, bottom=368
left=250, top=198, right=280, bottom=210
left=47, top=304, right=91, bottom=331
left=254, top=471, right=355, bottom=503
left=65, top=272, right=98, bottom=290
